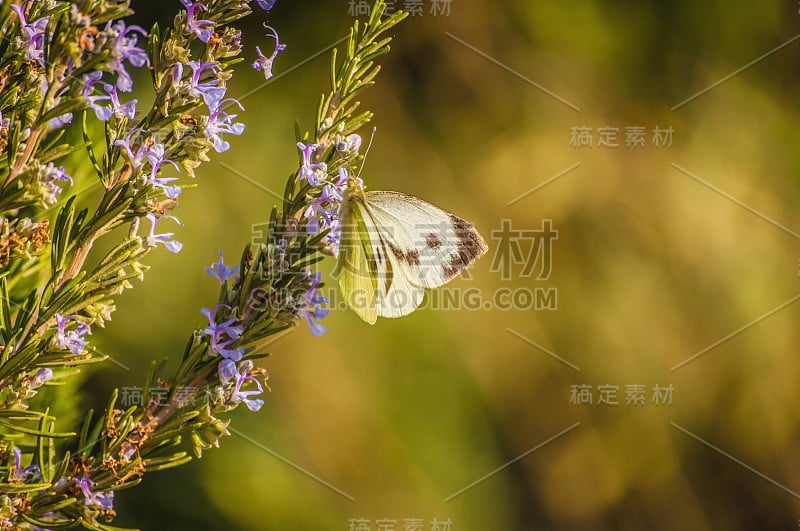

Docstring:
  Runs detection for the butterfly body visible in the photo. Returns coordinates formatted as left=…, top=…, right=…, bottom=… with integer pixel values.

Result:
left=335, top=180, right=488, bottom=324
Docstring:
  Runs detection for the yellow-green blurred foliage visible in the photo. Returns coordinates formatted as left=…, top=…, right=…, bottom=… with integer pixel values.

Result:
left=71, top=1, right=800, bottom=529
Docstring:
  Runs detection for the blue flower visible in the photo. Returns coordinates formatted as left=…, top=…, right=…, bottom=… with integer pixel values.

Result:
left=144, top=213, right=183, bottom=253
left=206, top=250, right=240, bottom=284
left=219, top=359, right=265, bottom=411
left=77, top=476, right=115, bottom=510
left=10, top=5, right=49, bottom=66
left=252, top=26, right=286, bottom=81
left=54, top=314, right=91, bottom=355
left=181, top=0, right=216, bottom=43
left=298, top=272, right=329, bottom=337
left=201, top=304, right=244, bottom=361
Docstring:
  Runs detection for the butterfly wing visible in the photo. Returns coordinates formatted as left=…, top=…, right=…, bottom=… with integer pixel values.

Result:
left=335, top=193, right=380, bottom=324
left=336, top=190, right=427, bottom=322
left=372, top=224, right=426, bottom=319
left=336, top=188, right=488, bottom=323
left=364, top=190, right=488, bottom=290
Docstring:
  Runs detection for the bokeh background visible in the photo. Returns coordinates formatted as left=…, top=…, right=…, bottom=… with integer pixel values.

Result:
left=69, top=1, right=800, bottom=529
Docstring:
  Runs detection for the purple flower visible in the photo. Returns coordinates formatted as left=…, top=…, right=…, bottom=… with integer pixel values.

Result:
left=81, top=70, right=103, bottom=95
left=12, top=448, right=41, bottom=482
left=54, top=314, right=91, bottom=355
left=83, top=84, right=111, bottom=120
left=144, top=213, right=183, bottom=253
left=106, top=21, right=149, bottom=92
left=48, top=112, right=73, bottom=130
left=150, top=176, right=182, bottom=199
left=182, top=0, right=215, bottom=43
left=201, top=304, right=244, bottom=361
left=103, top=83, right=138, bottom=119
left=218, top=358, right=238, bottom=382
left=171, top=63, right=183, bottom=86
left=120, top=442, right=137, bottom=461
left=31, top=368, right=53, bottom=389
left=252, top=26, right=286, bottom=81
left=219, top=359, right=265, bottom=411
left=10, top=5, right=49, bottom=66
left=333, top=166, right=352, bottom=188
left=187, top=61, right=226, bottom=108
left=145, top=142, right=171, bottom=175
left=77, top=476, right=115, bottom=510
left=116, top=132, right=180, bottom=200
left=114, top=129, right=151, bottom=172
left=296, top=142, right=327, bottom=186
left=304, top=184, right=339, bottom=235
left=146, top=143, right=182, bottom=198
left=206, top=250, right=240, bottom=284
left=336, top=133, right=362, bottom=153
left=206, top=99, right=245, bottom=153
left=254, top=0, right=277, bottom=10
left=298, top=272, right=329, bottom=337
left=303, top=168, right=351, bottom=249
left=84, top=82, right=137, bottom=121
left=39, top=163, right=73, bottom=205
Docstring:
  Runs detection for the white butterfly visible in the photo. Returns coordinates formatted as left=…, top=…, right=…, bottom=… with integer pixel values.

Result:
left=334, top=180, right=488, bottom=324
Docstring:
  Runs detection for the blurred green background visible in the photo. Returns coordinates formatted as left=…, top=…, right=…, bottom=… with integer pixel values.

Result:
left=71, top=0, right=800, bottom=529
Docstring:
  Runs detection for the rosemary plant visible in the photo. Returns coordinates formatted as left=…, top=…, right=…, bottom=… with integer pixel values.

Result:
left=0, top=0, right=406, bottom=528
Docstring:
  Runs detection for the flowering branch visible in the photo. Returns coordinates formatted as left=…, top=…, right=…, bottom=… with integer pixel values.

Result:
left=0, top=0, right=405, bottom=529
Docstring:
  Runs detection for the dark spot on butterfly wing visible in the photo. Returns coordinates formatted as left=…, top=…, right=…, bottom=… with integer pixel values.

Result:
left=387, top=241, right=405, bottom=261
left=385, top=238, right=421, bottom=267
left=426, top=233, right=441, bottom=250
left=443, top=215, right=488, bottom=279
left=443, top=254, right=462, bottom=279
left=406, top=249, right=420, bottom=266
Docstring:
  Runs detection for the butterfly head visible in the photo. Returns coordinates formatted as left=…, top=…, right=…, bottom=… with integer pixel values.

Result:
left=341, top=171, right=366, bottom=201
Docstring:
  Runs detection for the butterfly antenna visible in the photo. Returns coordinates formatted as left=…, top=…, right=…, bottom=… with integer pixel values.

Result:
left=356, top=127, right=377, bottom=180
